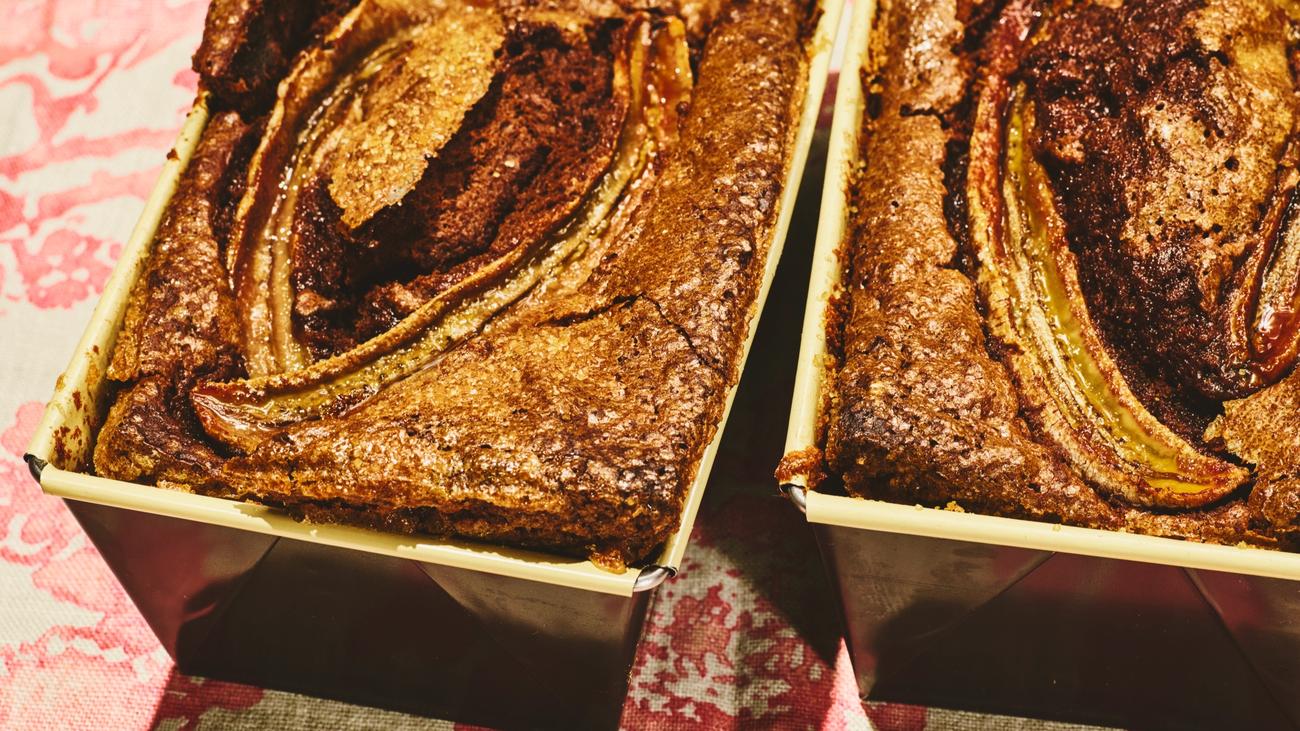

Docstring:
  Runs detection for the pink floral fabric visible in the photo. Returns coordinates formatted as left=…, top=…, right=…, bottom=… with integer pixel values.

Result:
left=0, top=3, right=1110, bottom=729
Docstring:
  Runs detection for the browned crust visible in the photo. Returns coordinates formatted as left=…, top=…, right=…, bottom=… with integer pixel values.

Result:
left=776, top=447, right=824, bottom=486
left=95, top=0, right=818, bottom=569
left=223, top=296, right=720, bottom=569
left=581, top=0, right=815, bottom=377
left=108, top=111, right=248, bottom=387
left=193, top=0, right=361, bottom=117
left=824, top=0, right=1299, bottom=549
left=1213, top=371, right=1300, bottom=536
left=95, top=111, right=252, bottom=492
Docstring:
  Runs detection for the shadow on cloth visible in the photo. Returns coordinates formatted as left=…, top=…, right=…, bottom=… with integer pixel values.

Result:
left=679, top=134, right=843, bottom=668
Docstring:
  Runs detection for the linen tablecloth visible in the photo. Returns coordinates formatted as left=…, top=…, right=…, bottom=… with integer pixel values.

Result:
left=0, top=3, right=1121, bottom=728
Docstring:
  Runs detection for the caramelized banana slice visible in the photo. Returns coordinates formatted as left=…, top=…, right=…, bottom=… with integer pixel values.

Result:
left=327, top=12, right=504, bottom=229
left=1253, top=197, right=1300, bottom=377
left=968, top=79, right=1248, bottom=508
left=193, top=16, right=694, bottom=453
left=1225, top=153, right=1300, bottom=387
left=225, top=0, right=501, bottom=377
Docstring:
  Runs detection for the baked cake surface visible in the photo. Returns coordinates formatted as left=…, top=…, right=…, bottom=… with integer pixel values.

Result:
left=807, top=0, right=1300, bottom=549
left=95, top=0, right=819, bottom=570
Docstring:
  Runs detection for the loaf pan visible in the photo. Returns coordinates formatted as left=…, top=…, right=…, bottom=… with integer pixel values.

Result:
left=780, top=0, right=1300, bottom=727
left=22, top=1, right=844, bottom=725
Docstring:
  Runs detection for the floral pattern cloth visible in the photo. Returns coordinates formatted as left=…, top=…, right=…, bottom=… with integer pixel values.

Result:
left=0, top=3, right=1117, bottom=729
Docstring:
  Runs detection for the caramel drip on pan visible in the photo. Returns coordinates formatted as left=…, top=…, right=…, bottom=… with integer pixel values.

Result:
left=194, top=16, right=695, bottom=453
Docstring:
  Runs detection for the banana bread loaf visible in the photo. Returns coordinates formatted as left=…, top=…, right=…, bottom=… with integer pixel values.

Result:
left=96, top=0, right=821, bottom=570
left=803, top=0, right=1300, bottom=550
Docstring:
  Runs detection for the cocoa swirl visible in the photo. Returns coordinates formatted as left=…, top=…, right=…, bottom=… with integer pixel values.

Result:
left=965, top=0, right=1300, bottom=508
left=191, top=0, right=695, bottom=451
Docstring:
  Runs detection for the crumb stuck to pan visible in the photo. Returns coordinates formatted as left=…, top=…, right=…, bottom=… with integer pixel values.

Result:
left=95, top=0, right=822, bottom=571
left=808, top=0, right=1300, bottom=550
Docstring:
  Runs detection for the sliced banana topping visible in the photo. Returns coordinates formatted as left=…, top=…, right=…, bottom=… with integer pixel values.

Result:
left=193, top=15, right=694, bottom=453
left=968, top=80, right=1249, bottom=508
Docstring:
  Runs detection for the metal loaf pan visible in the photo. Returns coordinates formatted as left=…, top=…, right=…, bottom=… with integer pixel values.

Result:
left=781, top=1, right=1300, bottom=728
left=23, top=1, right=843, bottom=726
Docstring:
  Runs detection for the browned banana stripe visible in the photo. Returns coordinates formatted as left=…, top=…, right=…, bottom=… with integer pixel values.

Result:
left=223, top=0, right=498, bottom=377
left=192, top=10, right=694, bottom=452
left=966, top=0, right=1300, bottom=508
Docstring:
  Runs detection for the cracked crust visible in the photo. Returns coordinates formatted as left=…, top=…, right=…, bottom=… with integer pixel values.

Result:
left=96, top=0, right=817, bottom=570
left=822, top=0, right=1300, bottom=550
left=222, top=295, right=723, bottom=568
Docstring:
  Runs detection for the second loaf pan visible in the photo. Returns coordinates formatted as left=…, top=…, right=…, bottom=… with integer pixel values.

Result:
left=781, top=0, right=1300, bottom=727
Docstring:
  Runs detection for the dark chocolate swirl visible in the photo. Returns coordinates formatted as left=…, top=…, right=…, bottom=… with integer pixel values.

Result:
left=967, top=0, right=1300, bottom=508
left=189, top=0, right=694, bottom=451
